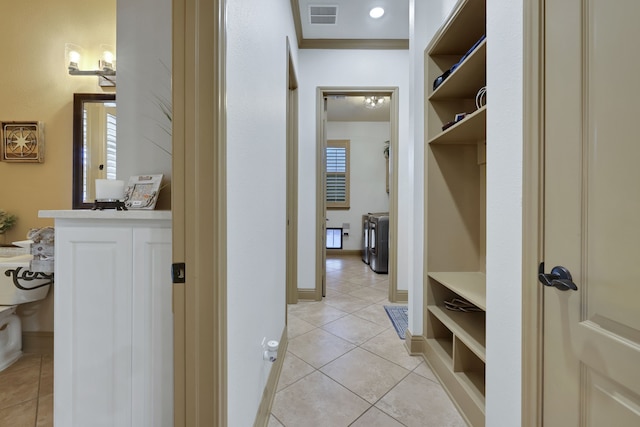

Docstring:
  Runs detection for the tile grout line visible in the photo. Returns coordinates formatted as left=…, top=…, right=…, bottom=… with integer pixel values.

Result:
left=33, top=355, right=42, bottom=427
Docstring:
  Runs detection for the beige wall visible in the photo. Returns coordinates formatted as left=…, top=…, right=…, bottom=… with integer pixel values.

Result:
left=0, top=0, right=116, bottom=331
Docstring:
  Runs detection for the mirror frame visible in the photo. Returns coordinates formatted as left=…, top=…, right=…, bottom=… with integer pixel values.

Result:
left=72, top=93, right=116, bottom=209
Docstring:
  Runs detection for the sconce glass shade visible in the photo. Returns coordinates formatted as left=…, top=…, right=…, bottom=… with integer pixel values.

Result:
left=99, top=44, right=116, bottom=72
left=65, top=43, right=85, bottom=72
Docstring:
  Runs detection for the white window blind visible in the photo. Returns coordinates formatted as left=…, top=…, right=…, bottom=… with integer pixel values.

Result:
left=105, top=113, right=117, bottom=179
left=326, top=140, right=350, bottom=208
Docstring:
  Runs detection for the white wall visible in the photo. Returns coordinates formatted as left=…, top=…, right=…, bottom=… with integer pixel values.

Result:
left=297, top=49, right=409, bottom=291
left=117, top=0, right=172, bottom=209
left=485, top=0, right=523, bottom=425
left=226, top=0, right=298, bottom=425
left=326, top=121, right=390, bottom=251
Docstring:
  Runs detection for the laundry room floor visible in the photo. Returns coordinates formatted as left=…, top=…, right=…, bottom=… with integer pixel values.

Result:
left=269, top=254, right=465, bottom=426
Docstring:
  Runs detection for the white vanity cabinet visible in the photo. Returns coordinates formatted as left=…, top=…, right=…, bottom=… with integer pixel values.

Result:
left=39, top=210, right=173, bottom=427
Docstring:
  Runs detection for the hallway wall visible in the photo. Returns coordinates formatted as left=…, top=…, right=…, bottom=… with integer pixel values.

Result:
left=297, top=49, right=410, bottom=292
left=485, top=0, right=524, bottom=425
left=117, top=0, right=172, bottom=209
left=226, top=0, right=298, bottom=425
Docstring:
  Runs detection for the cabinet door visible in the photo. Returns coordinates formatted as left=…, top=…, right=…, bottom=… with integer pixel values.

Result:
left=54, top=226, right=133, bottom=427
left=132, top=227, right=173, bottom=426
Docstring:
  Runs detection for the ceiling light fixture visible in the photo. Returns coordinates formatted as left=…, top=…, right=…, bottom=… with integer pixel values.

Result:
left=364, top=95, right=385, bottom=109
left=369, top=7, right=385, bottom=19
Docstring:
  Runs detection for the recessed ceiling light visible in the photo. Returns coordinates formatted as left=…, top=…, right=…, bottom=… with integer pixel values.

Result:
left=369, top=7, right=385, bottom=19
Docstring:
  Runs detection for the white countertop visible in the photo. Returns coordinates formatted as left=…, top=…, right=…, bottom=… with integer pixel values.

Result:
left=39, top=209, right=171, bottom=220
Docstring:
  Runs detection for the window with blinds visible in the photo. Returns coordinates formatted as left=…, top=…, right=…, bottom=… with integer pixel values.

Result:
left=326, top=140, right=350, bottom=209
left=105, top=113, right=117, bottom=179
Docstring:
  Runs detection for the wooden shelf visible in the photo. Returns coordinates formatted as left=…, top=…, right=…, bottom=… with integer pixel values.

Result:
left=428, top=0, right=486, bottom=56
left=456, top=370, right=486, bottom=408
left=426, top=337, right=454, bottom=366
left=430, top=40, right=486, bottom=101
left=428, top=106, right=486, bottom=145
left=428, top=272, right=486, bottom=311
left=427, top=306, right=485, bottom=361
left=423, top=1, right=486, bottom=424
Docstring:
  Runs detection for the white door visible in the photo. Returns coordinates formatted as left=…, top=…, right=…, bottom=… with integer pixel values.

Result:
left=543, top=0, right=640, bottom=424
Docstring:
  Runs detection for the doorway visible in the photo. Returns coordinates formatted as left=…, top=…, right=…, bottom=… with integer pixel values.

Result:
left=313, top=87, right=400, bottom=302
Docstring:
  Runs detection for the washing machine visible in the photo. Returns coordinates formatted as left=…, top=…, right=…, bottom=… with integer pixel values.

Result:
left=361, top=214, right=370, bottom=264
left=368, top=214, right=389, bottom=274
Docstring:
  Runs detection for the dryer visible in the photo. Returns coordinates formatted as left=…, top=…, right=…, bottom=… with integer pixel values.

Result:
left=368, top=214, right=389, bottom=274
left=361, top=214, right=370, bottom=264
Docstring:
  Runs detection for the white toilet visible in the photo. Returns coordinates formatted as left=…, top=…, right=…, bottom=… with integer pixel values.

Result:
left=0, top=253, right=51, bottom=371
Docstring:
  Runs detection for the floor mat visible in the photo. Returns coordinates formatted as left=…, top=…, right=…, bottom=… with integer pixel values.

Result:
left=384, top=305, right=408, bottom=339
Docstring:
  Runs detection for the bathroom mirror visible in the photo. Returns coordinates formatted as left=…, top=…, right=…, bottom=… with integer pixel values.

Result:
left=72, top=93, right=117, bottom=209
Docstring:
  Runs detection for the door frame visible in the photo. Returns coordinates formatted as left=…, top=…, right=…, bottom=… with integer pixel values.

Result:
left=522, top=0, right=543, bottom=425
left=172, top=0, right=227, bottom=425
left=314, top=87, right=400, bottom=301
left=286, top=38, right=299, bottom=305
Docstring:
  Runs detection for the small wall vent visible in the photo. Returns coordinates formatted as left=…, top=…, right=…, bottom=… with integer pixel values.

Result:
left=309, top=5, right=338, bottom=25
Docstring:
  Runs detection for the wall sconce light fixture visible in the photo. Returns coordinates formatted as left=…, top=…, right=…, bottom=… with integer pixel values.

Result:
left=65, top=43, right=116, bottom=87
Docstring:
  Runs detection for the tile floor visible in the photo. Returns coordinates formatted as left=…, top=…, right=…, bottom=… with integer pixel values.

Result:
left=269, top=254, right=466, bottom=427
left=0, top=255, right=466, bottom=427
left=0, top=353, right=52, bottom=426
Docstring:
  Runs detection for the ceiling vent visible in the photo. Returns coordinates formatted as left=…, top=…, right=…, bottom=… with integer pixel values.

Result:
left=309, top=5, right=338, bottom=25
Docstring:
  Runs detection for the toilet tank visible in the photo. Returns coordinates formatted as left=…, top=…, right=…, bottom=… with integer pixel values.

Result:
left=0, top=254, right=51, bottom=304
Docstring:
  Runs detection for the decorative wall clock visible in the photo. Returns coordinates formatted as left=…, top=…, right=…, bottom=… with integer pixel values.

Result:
left=1, top=121, right=45, bottom=162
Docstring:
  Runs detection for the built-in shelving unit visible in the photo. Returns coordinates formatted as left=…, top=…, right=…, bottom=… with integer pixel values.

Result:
left=423, top=0, right=487, bottom=425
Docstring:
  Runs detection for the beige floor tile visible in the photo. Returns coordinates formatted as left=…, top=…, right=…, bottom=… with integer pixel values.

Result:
left=273, top=256, right=463, bottom=426
left=375, top=373, right=466, bottom=427
left=371, top=280, right=390, bottom=291
left=0, top=354, right=41, bottom=377
left=413, top=361, right=439, bottom=383
left=286, top=314, right=316, bottom=339
left=349, top=273, right=388, bottom=286
left=321, top=315, right=387, bottom=345
left=360, top=328, right=422, bottom=371
left=267, top=415, right=284, bottom=426
left=322, top=293, right=372, bottom=313
left=0, top=399, right=37, bottom=426
left=348, top=287, right=389, bottom=303
left=351, top=406, right=405, bottom=426
left=0, top=357, right=41, bottom=410
left=287, top=328, right=355, bottom=368
left=287, top=301, right=321, bottom=316
left=326, top=280, right=365, bottom=295
left=287, top=302, right=348, bottom=326
left=320, top=348, right=409, bottom=404
left=271, top=371, right=369, bottom=427
left=276, top=352, right=315, bottom=392
left=39, top=355, right=53, bottom=397
left=36, top=393, right=53, bottom=427
left=352, top=304, right=396, bottom=327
